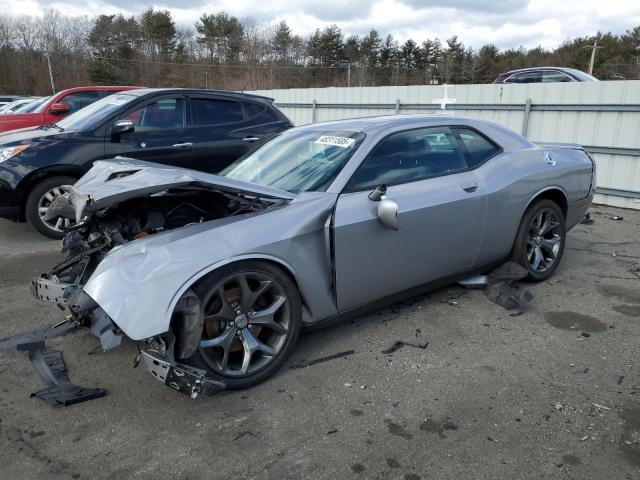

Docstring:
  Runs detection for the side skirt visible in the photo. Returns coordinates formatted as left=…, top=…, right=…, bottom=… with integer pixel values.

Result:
left=303, top=258, right=507, bottom=332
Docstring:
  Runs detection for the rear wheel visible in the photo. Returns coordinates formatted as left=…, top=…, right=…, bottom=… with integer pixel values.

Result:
left=511, top=199, right=566, bottom=282
left=183, top=261, right=302, bottom=389
left=24, top=176, right=77, bottom=239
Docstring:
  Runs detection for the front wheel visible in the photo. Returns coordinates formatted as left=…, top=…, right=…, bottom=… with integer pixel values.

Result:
left=183, top=261, right=302, bottom=390
left=511, top=199, right=566, bottom=282
left=24, top=176, right=77, bottom=239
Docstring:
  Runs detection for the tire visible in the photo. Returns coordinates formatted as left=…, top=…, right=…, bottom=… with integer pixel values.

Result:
left=511, top=199, right=566, bottom=282
left=183, top=260, right=302, bottom=390
left=24, top=176, right=77, bottom=239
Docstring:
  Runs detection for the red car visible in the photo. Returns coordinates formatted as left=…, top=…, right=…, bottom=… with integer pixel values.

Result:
left=0, top=86, right=140, bottom=133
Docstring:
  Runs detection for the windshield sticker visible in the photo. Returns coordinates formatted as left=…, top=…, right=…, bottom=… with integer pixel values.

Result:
left=314, top=135, right=355, bottom=148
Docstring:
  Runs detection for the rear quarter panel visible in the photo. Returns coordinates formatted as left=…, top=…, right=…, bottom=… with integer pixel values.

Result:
left=475, top=146, right=593, bottom=265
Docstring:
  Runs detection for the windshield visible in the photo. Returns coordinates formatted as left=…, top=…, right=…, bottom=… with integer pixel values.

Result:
left=15, top=97, right=48, bottom=113
left=221, top=130, right=365, bottom=193
left=57, top=93, right=136, bottom=131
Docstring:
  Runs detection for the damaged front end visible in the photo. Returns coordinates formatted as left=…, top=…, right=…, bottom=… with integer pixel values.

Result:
left=7, top=158, right=295, bottom=404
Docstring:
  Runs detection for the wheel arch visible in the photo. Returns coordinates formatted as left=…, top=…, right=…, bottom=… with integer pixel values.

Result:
left=525, top=186, right=568, bottom=218
left=168, top=254, right=312, bottom=328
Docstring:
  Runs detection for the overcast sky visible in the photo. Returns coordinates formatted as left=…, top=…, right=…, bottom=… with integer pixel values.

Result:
left=3, top=0, right=640, bottom=49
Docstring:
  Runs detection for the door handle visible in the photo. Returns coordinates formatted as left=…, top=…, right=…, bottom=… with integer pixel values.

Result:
left=461, top=182, right=478, bottom=193
left=172, top=142, right=193, bottom=149
left=242, top=136, right=261, bottom=142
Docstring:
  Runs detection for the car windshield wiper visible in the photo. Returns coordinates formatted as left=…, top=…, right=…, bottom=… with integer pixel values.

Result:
left=38, top=122, right=64, bottom=132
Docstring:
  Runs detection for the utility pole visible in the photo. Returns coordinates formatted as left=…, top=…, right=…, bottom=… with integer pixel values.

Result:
left=585, top=38, right=601, bottom=76
left=45, top=52, right=55, bottom=94
left=347, top=62, right=351, bottom=88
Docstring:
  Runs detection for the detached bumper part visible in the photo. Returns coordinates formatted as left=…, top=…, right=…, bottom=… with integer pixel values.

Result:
left=23, top=343, right=106, bottom=406
left=0, top=321, right=107, bottom=406
left=141, top=348, right=225, bottom=398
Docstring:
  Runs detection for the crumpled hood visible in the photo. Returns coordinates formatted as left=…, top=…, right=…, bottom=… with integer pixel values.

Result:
left=66, top=157, right=295, bottom=221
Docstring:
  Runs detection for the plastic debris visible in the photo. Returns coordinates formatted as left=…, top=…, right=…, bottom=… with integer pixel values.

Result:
left=381, top=340, right=429, bottom=354
left=484, top=261, right=534, bottom=312
left=580, top=213, right=594, bottom=225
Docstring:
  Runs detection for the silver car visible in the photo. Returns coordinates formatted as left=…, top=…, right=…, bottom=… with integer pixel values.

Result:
left=30, top=114, right=594, bottom=397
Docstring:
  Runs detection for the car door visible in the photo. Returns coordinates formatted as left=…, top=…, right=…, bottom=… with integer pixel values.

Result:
left=105, top=95, right=195, bottom=168
left=188, top=96, right=288, bottom=174
left=333, top=126, right=488, bottom=311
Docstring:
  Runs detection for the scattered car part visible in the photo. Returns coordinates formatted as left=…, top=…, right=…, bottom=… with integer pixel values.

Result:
left=0, top=320, right=106, bottom=406
left=483, top=261, right=534, bottom=312
left=381, top=340, right=429, bottom=354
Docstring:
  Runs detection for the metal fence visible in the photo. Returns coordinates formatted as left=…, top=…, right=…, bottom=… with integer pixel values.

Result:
left=248, top=81, right=640, bottom=210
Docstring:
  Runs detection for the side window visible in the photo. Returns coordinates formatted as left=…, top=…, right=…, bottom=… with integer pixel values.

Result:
left=541, top=71, right=572, bottom=83
left=121, top=98, right=185, bottom=131
left=243, top=101, right=281, bottom=123
left=59, top=91, right=101, bottom=113
left=243, top=102, right=266, bottom=118
left=347, top=127, right=468, bottom=191
left=454, top=128, right=500, bottom=168
left=505, top=71, right=540, bottom=83
left=192, top=98, right=243, bottom=125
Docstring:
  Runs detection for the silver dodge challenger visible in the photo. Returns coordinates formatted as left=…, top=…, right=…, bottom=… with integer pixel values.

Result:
left=28, top=114, right=595, bottom=398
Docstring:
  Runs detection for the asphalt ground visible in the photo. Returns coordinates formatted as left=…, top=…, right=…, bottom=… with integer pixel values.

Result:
left=1, top=204, right=639, bottom=480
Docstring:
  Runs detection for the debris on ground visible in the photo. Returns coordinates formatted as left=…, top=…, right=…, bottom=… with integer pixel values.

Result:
left=484, top=262, right=535, bottom=312
left=609, top=216, right=624, bottom=221
left=381, top=340, right=429, bottom=354
left=554, top=403, right=563, bottom=410
left=580, top=213, right=594, bottom=225
left=458, top=261, right=534, bottom=312
left=289, top=350, right=355, bottom=369
left=232, top=431, right=257, bottom=441
left=0, top=321, right=106, bottom=406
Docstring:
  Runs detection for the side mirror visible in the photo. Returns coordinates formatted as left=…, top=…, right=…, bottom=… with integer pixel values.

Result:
left=111, top=119, right=135, bottom=136
left=368, top=185, right=399, bottom=230
left=49, top=103, right=70, bottom=115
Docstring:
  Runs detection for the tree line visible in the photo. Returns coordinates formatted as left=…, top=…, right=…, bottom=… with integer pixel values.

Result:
left=0, top=9, right=639, bottom=95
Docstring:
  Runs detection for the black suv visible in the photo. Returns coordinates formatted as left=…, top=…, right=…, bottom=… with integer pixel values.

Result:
left=0, top=88, right=292, bottom=238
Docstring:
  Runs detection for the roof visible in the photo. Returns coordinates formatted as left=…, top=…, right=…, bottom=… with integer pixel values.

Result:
left=54, top=86, right=141, bottom=94
left=288, top=114, right=482, bottom=134
left=288, top=114, right=535, bottom=150
left=120, top=88, right=275, bottom=103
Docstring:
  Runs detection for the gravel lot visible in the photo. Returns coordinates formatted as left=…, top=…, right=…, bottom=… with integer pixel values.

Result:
left=1, top=204, right=639, bottom=480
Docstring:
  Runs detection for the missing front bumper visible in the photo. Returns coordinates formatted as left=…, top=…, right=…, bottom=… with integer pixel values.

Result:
left=26, top=277, right=225, bottom=402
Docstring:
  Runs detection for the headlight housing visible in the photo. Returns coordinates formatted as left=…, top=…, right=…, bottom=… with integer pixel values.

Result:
left=0, top=144, right=30, bottom=163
